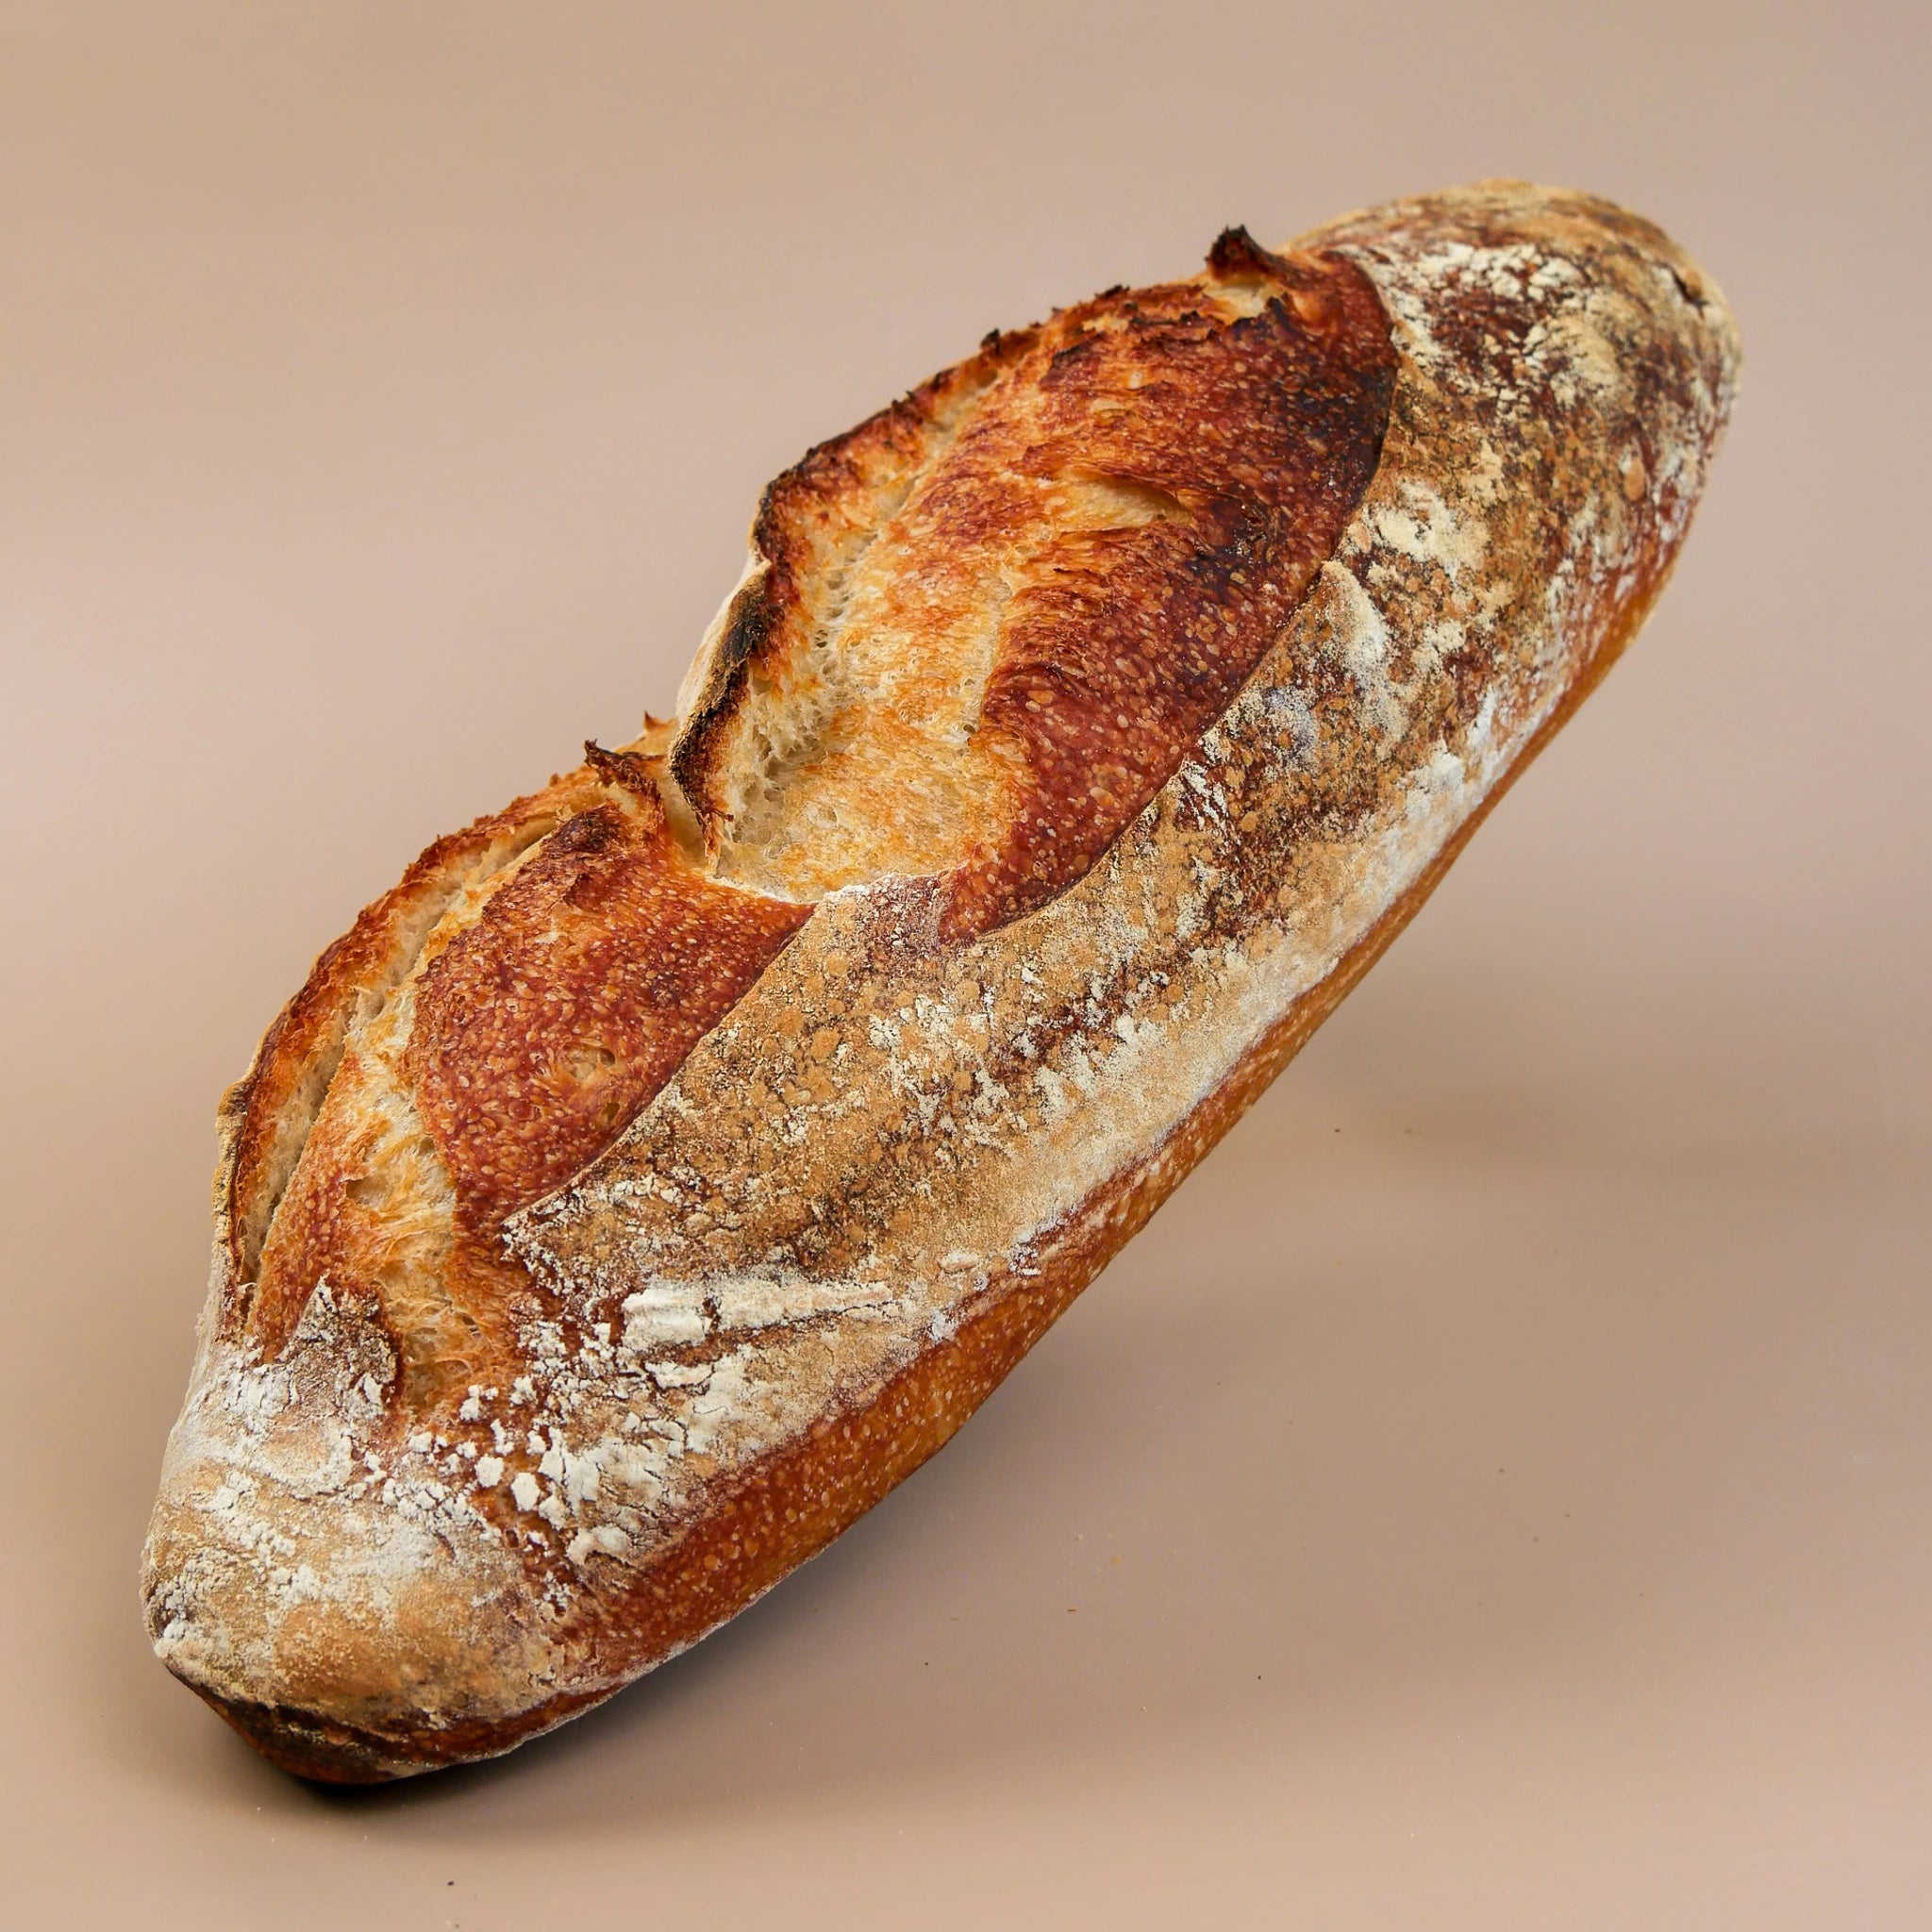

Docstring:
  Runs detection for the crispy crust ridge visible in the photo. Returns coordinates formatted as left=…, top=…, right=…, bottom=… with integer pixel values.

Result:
left=220, top=782, right=591, bottom=1303
left=239, top=766, right=809, bottom=1399
left=665, top=233, right=1395, bottom=932
left=215, top=225, right=1398, bottom=1406
left=667, top=342, right=1025, bottom=836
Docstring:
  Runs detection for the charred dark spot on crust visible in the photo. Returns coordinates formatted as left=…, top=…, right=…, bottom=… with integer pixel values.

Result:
left=542, top=802, right=630, bottom=860
left=1207, top=224, right=1287, bottom=281
left=1665, top=259, right=1707, bottom=309
left=582, top=740, right=662, bottom=801
left=667, top=573, right=785, bottom=827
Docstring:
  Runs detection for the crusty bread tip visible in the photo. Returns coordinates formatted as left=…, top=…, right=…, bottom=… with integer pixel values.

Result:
left=142, top=180, right=1740, bottom=1781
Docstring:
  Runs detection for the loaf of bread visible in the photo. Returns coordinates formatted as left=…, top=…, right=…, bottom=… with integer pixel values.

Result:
left=142, top=181, right=1740, bottom=1780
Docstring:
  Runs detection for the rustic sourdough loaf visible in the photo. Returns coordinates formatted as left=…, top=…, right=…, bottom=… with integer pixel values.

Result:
left=143, top=181, right=1740, bottom=1780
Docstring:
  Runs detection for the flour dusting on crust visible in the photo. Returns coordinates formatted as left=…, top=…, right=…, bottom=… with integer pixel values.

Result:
left=143, top=183, right=1739, bottom=1779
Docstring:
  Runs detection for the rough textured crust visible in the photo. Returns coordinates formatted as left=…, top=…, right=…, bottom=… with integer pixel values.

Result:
left=669, top=230, right=1395, bottom=941
left=142, top=182, right=1740, bottom=1782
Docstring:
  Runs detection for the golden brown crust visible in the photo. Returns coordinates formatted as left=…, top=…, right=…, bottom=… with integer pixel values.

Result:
left=220, top=780, right=589, bottom=1306
left=407, top=776, right=807, bottom=1239
left=143, top=181, right=1740, bottom=1782
left=667, top=342, right=1024, bottom=832
left=666, top=232, right=1395, bottom=940
left=222, top=225, right=1399, bottom=1420
left=240, top=762, right=809, bottom=1400
left=943, top=239, right=1394, bottom=937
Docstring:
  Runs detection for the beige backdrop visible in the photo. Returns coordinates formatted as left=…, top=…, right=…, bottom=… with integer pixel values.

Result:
left=4, top=3, right=1927, bottom=1926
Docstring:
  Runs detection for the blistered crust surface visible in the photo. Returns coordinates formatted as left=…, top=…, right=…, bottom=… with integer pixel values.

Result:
left=143, top=183, right=1739, bottom=1778
left=223, top=229, right=1395, bottom=1425
left=672, top=232, right=1395, bottom=941
left=242, top=755, right=808, bottom=1405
